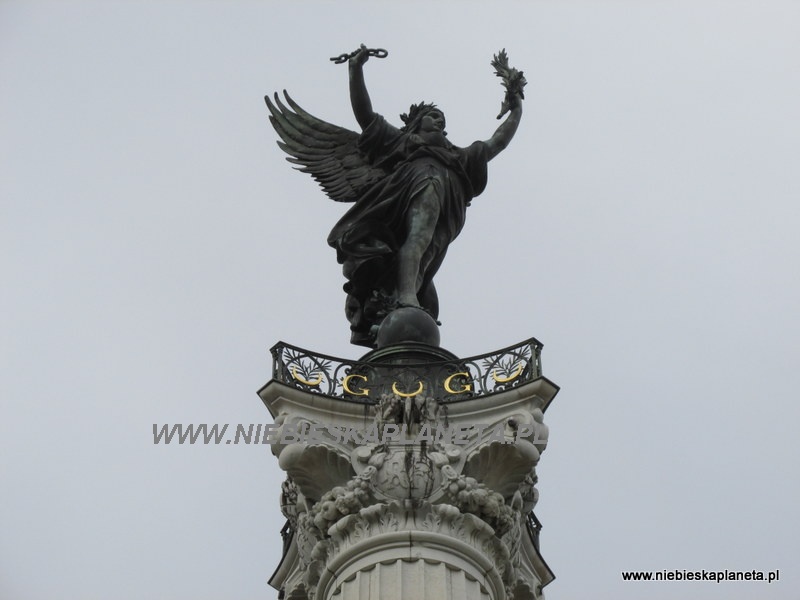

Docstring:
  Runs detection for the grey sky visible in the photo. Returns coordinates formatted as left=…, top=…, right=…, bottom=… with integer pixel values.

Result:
left=2, top=2, right=799, bottom=599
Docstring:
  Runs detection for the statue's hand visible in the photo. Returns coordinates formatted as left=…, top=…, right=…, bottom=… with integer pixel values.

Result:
left=349, top=44, right=370, bottom=69
left=496, top=88, right=524, bottom=120
left=508, top=88, right=524, bottom=110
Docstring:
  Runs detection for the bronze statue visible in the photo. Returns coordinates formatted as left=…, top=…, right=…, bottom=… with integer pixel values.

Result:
left=266, top=45, right=525, bottom=348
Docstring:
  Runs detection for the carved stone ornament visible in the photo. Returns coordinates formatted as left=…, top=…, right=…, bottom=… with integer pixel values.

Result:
left=261, top=373, right=558, bottom=600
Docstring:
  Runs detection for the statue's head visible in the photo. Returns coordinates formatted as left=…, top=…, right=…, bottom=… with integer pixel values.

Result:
left=401, top=103, right=446, bottom=135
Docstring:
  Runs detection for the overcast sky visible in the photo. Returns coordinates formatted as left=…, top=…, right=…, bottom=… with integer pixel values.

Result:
left=3, top=2, right=799, bottom=599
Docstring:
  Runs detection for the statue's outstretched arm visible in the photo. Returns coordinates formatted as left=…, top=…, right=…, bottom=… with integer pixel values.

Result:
left=484, top=50, right=526, bottom=160
left=484, top=95, right=522, bottom=161
left=349, top=45, right=376, bottom=130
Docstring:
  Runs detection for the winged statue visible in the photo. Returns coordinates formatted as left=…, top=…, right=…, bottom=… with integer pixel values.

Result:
left=266, top=45, right=526, bottom=348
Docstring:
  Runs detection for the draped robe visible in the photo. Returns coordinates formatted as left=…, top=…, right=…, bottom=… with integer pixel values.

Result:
left=327, top=115, right=490, bottom=347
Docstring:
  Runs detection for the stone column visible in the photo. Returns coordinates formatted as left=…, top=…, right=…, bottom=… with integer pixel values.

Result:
left=260, top=341, right=557, bottom=600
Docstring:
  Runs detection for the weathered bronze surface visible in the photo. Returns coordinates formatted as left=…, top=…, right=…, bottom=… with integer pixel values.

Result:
left=266, top=45, right=525, bottom=347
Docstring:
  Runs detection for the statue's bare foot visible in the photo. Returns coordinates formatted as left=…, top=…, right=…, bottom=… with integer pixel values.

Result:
left=395, top=298, right=440, bottom=324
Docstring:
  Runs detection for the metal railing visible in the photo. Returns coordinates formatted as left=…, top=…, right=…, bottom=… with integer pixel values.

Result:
left=527, top=511, right=543, bottom=550
left=270, top=338, right=542, bottom=404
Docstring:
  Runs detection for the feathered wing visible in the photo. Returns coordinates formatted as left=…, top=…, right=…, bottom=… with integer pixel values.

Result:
left=265, top=91, right=386, bottom=203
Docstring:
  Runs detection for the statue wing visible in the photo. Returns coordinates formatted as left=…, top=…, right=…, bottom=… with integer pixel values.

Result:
left=265, top=91, right=386, bottom=203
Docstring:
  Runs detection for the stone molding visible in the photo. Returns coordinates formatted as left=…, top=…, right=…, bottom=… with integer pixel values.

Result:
left=321, top=507, right=508, bottom=600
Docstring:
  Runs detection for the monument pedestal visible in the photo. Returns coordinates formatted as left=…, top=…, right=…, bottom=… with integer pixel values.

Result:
left=260, top=339, right=557, bottom=600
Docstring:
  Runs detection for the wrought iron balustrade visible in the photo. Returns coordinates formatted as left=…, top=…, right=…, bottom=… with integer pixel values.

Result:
left=527, top=511, right=543, bottom=551
left=270, top=338, right=543, bottom=404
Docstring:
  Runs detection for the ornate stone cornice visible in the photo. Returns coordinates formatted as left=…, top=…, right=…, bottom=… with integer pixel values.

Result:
left=263, top=358, right=557, bottom=600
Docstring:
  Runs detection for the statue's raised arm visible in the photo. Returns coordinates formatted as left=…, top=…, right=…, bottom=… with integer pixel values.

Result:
left=266, top=47, right=527, bottom=349
left=348, top=45, right=377, bottom=130
left=485, top=49, right=526, bottom=160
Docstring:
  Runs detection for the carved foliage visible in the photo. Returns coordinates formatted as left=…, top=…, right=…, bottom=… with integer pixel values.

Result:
left=308, top=467, right=377, bottom=533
